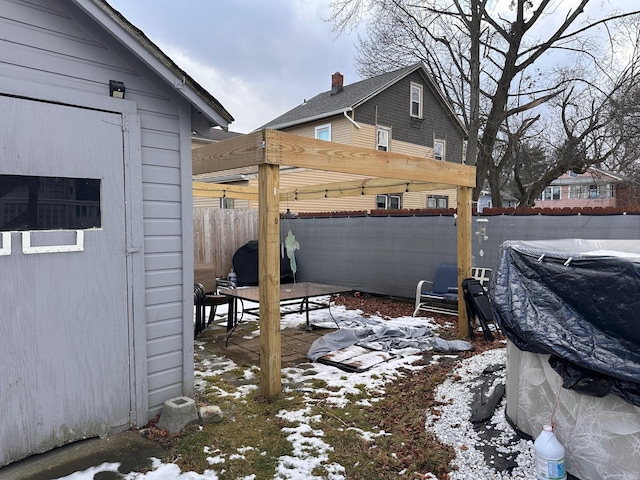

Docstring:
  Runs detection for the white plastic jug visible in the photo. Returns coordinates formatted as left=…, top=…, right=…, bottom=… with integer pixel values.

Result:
left=534, top=425, right=567, bottom=480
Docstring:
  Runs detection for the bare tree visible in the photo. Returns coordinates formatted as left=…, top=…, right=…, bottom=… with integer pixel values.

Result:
left=329, top=0, right=640, bottom=205
left=515, top=24, right=640, bottom=207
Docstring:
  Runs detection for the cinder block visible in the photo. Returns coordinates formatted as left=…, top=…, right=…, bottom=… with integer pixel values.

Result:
left=157, top=396, right=199, bottom=433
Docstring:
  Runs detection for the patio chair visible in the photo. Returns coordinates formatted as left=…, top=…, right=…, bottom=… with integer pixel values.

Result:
left=413, top=265, right=492, bottom=317
left=194, top=264, right=235, bottom=332
left=413, top=264, right=459, bottom=316
left=462, top=277, right=498, bottom=341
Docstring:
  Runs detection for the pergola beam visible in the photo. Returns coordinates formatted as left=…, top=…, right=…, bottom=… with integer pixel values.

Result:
left=193, top=181, right=258, bottom=200
left=262, top=129, right=475, bottom=186
left=192, top=129, right=475, bottom=187
left=193, top=130, right=265, bottom=175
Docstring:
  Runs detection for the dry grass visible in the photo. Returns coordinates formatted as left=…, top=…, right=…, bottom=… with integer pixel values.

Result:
left=146, top=294, right=501, bottom=479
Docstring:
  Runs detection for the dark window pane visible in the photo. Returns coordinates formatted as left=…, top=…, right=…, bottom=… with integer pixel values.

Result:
left=0, top=175, right=101, bottom=231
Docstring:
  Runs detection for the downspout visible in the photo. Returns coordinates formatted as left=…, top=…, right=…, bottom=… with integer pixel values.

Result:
left=344, top=110, right=361, bottom=129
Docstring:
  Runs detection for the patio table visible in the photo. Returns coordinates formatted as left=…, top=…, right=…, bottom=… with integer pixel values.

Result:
left=219, top=282, right=352, bottom=331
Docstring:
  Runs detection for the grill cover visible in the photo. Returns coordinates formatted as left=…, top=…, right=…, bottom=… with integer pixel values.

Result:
left=232, top=241, right=294, bottom=287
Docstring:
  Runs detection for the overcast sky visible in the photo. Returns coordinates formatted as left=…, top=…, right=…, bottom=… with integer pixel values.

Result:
left=107, top=1, right=635, bottom=134
left=108, top=0, right=361, bottom=133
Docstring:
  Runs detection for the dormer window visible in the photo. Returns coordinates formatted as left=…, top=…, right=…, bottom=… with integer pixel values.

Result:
left=410, top=82, right=423, bottom=118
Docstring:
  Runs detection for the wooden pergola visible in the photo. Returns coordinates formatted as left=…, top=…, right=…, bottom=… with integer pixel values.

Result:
left=192, top=128, right=476, bottom=397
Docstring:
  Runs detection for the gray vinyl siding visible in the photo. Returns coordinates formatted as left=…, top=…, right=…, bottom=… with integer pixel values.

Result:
left=1, top=0, right=194, bottom=423
left=354, top=71, right=464, bottom=163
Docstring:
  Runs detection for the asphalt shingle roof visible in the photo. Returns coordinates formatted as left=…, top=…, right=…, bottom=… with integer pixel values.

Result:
left=261, top=64, right=420, bottom=129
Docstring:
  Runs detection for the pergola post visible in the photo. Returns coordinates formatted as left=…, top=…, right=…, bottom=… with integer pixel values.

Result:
left=258, top=163, right=281, bottom=396
left=456, top=185, right=473, bottom=338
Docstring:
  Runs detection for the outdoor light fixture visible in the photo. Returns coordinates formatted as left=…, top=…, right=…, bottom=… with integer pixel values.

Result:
left=109, top=80, right=125, bottom=99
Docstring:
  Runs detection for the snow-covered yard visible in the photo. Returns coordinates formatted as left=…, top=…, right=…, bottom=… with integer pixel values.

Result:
left=57, top=300, right=536, bottom=480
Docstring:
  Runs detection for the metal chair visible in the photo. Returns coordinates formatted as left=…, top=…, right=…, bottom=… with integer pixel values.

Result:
left=205, top=278, right=236, bottom=326
left=413, top=266, right=492, bottom=317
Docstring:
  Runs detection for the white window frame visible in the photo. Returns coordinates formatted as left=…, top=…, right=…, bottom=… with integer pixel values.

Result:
left=427, top=195, right=448, bottom=209
left=376, top=193, right=402, bottom=210
left=315, top=123, right=331, bottom=141
left=220, top=197, right=234, bottom=209
left=410, top=82, right=423, bottom=118
left=434, top=139, right=445, bottom=161
left=537, top=186, right=561, bottom=201
left=377, top=127, right=390, bottom=151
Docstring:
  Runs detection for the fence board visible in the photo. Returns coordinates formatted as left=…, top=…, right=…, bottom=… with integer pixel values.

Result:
left=193, top=208, right=259, bottom=279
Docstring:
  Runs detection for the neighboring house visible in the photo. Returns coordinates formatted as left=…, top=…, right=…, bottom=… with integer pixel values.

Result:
left=0, top=0, right=232, bottom=467
left=477, top=188, right=518, bottom=212
left=258, top=63, right=468, bottom=213
left=534, top=167, right=626, bottom=209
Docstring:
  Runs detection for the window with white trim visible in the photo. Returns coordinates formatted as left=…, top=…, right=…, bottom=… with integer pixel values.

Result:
left=220, top=197, right=234, bottom=209
left=536, top=186, right=561, bottom=201
left=376, top=193, right=402, bottom=210
left=315, top=123, right=331, bottom=141
left=410, top=82, right=423, bottom=118
left=434, top=139, right=445, bottom=161
left=427, top=195, right=448, bottom=209
left=377, top=127, right=390, bottom=151
left=569, top=184, right=615, bottom=199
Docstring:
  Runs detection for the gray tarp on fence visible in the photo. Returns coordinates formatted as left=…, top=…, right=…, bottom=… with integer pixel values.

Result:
left=289, top=214, right=640, bottom=299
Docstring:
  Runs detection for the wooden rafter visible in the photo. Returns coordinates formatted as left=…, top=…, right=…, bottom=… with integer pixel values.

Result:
left=193, top=181, right=257, bottom=200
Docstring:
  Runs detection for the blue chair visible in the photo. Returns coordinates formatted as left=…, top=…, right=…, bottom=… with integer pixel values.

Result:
left=413, top=265, right=492, bottom=316
left=413, top=264, right=459, bottom=316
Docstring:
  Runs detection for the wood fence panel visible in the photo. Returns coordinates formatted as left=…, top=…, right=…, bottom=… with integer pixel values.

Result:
left=193, top=208, right=259, bottom=279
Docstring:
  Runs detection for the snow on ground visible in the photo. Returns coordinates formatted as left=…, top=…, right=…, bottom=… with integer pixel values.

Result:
left=56, top=300, right=536, bottom=480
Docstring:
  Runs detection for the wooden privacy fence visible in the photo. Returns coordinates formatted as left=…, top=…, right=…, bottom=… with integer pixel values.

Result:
left=193, top=207, right=259, bottom=278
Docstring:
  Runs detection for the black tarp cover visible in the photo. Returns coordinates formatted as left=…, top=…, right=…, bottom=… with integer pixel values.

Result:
left=232, top=241, right=294, bottom=287
left=491, top=239, right=640, bottom=405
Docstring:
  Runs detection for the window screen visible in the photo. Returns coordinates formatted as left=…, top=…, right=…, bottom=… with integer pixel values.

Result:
left=0, top=175, right=101, bottom=231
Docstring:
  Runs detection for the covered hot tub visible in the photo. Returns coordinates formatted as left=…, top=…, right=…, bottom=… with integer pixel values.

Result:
left=491, top=239, right=640, bottom=480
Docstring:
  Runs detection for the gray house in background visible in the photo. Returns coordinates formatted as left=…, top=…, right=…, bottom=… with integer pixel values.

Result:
left=0, top=0, right=233, bottom=466
left=258, top=63, right=468, bottom=213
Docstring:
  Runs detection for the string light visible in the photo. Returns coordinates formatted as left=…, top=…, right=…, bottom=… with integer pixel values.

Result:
left=280, top=181, right=424, bottom=198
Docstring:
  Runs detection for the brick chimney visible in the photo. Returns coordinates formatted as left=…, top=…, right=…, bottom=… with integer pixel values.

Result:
left=331, top=72, right=344, bottom=95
